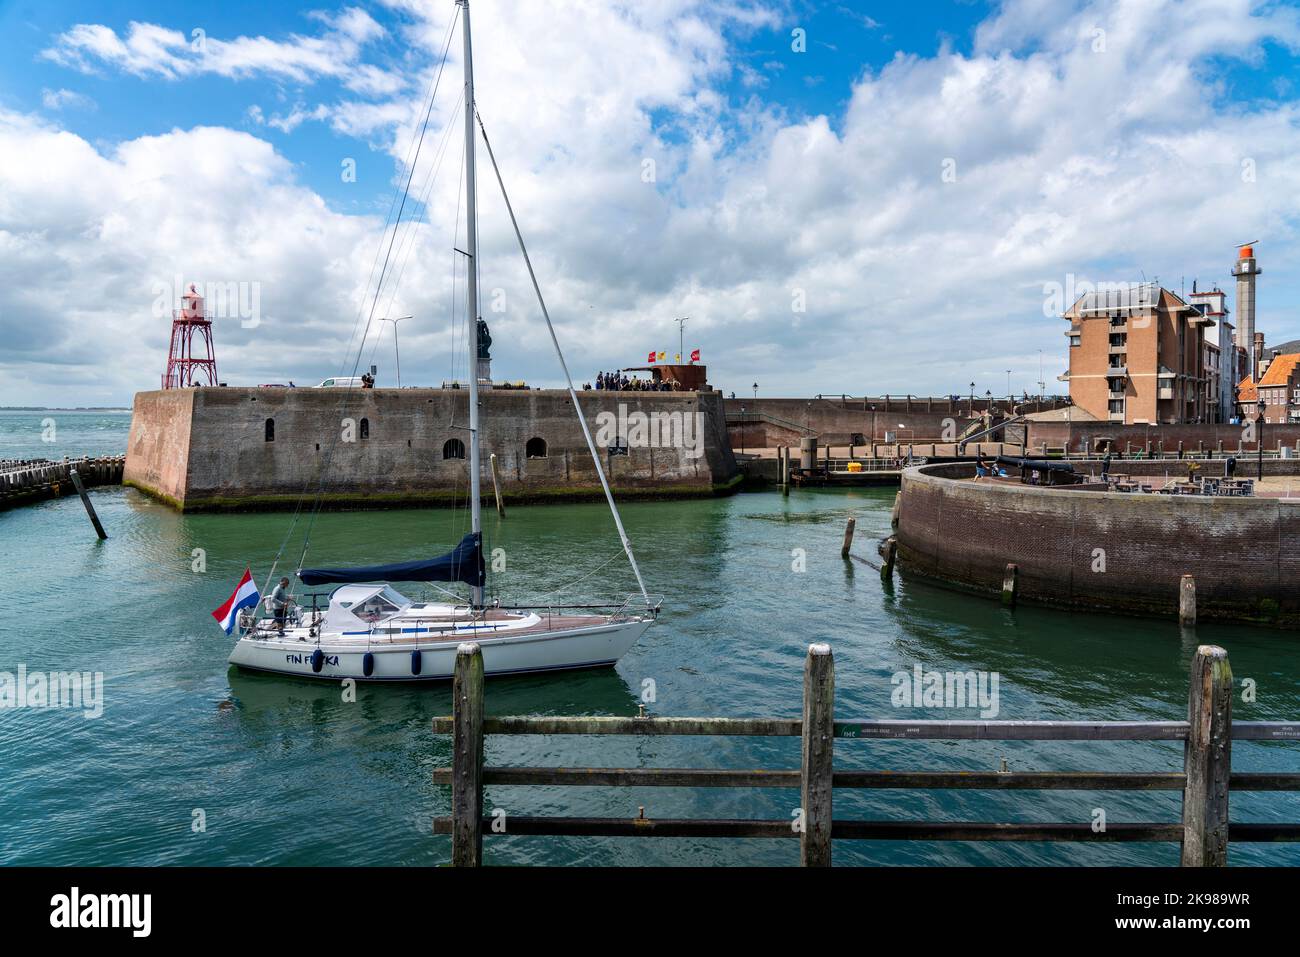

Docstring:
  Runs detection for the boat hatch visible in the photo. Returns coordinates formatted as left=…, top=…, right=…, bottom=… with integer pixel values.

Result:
left=324, top=584, right=412, bottom=631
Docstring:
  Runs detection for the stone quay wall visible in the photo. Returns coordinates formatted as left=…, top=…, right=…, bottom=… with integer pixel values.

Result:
left=724, top=398, right=981, bottom=448
left=896, top=462, right=1300, bottom=626
left=125, top=387, right=739, bottom=510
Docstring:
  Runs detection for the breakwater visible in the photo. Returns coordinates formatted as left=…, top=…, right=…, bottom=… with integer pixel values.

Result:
left=0, top=456, right=125, bottom=510
left=896, top=461, right=1300, bottom=627
left=124, top=387, right=739, bottom=511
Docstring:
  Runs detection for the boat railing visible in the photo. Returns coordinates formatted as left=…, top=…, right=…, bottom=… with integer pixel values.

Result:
left=501, top=595, right=664, bottom=621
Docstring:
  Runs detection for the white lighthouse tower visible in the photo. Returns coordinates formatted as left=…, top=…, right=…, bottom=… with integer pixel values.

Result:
left=1232, top=242, right=1261, bottom=381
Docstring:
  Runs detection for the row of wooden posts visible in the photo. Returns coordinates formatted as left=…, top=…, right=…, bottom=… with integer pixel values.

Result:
left=431, top=642, right=1299, bottom=866
left=0, top=456, right=124, bottom=511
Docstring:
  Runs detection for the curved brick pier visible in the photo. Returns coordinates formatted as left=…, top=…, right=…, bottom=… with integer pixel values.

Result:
left=896, top=461, right=1300, bottom=627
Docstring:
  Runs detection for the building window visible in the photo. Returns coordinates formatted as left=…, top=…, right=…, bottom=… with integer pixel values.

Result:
left=1109, top=400, right=1124, bottom=413
left=264, top=418, right=275, bottom=442
left=443, top=438, right=465, bottom=460
left=1069, top=335, right=1081, bottom=348
left=525, top=437, right=547, bottom=459
left=360, top=417, right=370, bottom=440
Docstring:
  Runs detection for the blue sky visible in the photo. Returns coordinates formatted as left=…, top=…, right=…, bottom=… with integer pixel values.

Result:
left=2, top=1, right=1008, bottom=211
left=2, top=0, right=1299, bottom=406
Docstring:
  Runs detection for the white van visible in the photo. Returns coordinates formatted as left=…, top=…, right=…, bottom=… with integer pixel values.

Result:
left=314, top=377, right=366, bottom=388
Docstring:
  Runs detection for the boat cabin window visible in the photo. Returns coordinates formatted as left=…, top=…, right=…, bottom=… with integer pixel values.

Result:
left=354, top=594, right=402, bottom=622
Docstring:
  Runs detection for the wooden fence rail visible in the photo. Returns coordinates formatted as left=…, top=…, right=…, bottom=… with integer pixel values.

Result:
left=431, top=643, right=1300, bottom=866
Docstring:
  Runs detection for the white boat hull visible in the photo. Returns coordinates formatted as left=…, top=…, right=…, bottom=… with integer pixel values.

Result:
left=228, top=617, right=652, bottom=682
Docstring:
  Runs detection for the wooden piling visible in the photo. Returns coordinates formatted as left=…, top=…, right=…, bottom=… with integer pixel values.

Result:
left=800, top=643, right=834, bottom=867
left=489, top=453, right=505, bottom=518
left=840, top=517, right=856, bottom=558
left=68, top=469, right=107, bottom=540
left=1179, top=575, right=1196, bottom=627
left=1001, top=563, right=1018, bottom=608
left=450, top=642, right=486, bottom=867
left=880, top=536, right=897, bottom=583
left=890, top=491, right=901, bottom=530
left=781, top=446, right=789, bottom=497
left=1181, top=645, right=1232, bottom=866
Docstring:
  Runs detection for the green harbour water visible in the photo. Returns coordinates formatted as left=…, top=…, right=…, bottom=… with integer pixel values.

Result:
left=2, top=410, right=1299, bottom=866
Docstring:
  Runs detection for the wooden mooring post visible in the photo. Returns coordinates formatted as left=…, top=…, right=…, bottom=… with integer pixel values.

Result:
left=1001, top=563, right=1018, bottom=608
left=489, top=453, right=505, bottom=518
left=840, top=517, right=855, bottom=558
left=880, top=536, right=897, bottom=583
left=1179, top=575, right=1196, bottom=627
left=800, top=643, right=834, bottom=866
left=432, top=644, right=1299, bottom=867
left=68, top=468, right=107, bottom=540
left=1181, top=645, right=1232, bottom=866
left=450, top=642, right=485, bottom=867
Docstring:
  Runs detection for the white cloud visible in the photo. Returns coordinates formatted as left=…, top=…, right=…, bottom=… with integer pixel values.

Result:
left=10, top=0, right=1300, bottom=406
left=41, top=8, right=399, bottom=91
left=40, top=88, right=96, bottom=112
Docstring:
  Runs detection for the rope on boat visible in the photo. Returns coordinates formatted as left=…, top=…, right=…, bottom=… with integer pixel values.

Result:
left=529, top=549, right=626, bottom=603
left=262, top=7, right=461, bottom=598
left=474, top=110, right=652, bottom=607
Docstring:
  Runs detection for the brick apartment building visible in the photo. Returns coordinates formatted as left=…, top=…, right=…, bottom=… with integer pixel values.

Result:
left=1255, top=352, right=1300, bottom=424
left=1062, top=283, right=1219, bottom=424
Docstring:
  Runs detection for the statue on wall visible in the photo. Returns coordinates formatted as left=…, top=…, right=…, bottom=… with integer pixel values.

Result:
left=476, top=318, right=492, bottom=360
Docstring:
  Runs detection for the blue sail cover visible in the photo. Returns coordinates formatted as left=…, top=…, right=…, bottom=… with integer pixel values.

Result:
left=298, top=532, right=485, bottom=588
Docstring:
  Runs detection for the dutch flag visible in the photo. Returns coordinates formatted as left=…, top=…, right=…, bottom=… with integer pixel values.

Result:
left=212, top=568, right=261, bottom=635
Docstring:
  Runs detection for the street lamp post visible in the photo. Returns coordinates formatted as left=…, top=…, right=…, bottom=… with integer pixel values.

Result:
left=379, top=316, right=412, bottom=387
left=676, top=317, right=688, bottom=363
left=1257, top=398, right=1267, bottom=481
left=752, top=382, right=758, bottom=400
left=969, top=381, right=975, bottom=417
left=740, top=405, right=746, bottom=455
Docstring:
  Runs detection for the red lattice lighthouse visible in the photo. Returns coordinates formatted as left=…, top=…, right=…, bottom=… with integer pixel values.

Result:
left=162, top=283, right=218, bottom=388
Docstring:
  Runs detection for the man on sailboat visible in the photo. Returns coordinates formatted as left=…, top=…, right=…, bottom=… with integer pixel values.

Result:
left=268, top=577, right=295, bottom=631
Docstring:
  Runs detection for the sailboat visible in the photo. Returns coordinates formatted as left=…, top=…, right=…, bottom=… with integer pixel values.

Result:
left=227, top=0, right=660, bottom=681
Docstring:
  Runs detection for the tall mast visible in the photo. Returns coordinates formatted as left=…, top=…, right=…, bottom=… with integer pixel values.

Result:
left=460, top=0, right=483, bottom=607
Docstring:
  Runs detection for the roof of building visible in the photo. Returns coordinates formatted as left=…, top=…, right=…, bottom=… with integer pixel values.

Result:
left=1257, top=353, right=1300, bottom=388
left=1067, top=283, right=1194, bottom=318
left=1069, top=282, right=1161, bottom=316
left=1238, top=375, right=1257, bottom=402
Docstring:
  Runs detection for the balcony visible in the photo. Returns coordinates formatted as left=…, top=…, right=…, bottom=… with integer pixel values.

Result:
left=1106, top=365, right=1127, bottom=377
left=1108, top=343, right=1127, bottom=354
left=1108, top=412, right=1125, bottom=422
left=1158, top=387, right=1174, bottom=400
left=1108, top=390, right=1126, bottom=400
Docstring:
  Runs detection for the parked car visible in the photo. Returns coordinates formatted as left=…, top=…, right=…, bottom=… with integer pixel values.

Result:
left=314, top=377, right=365, bottom=388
